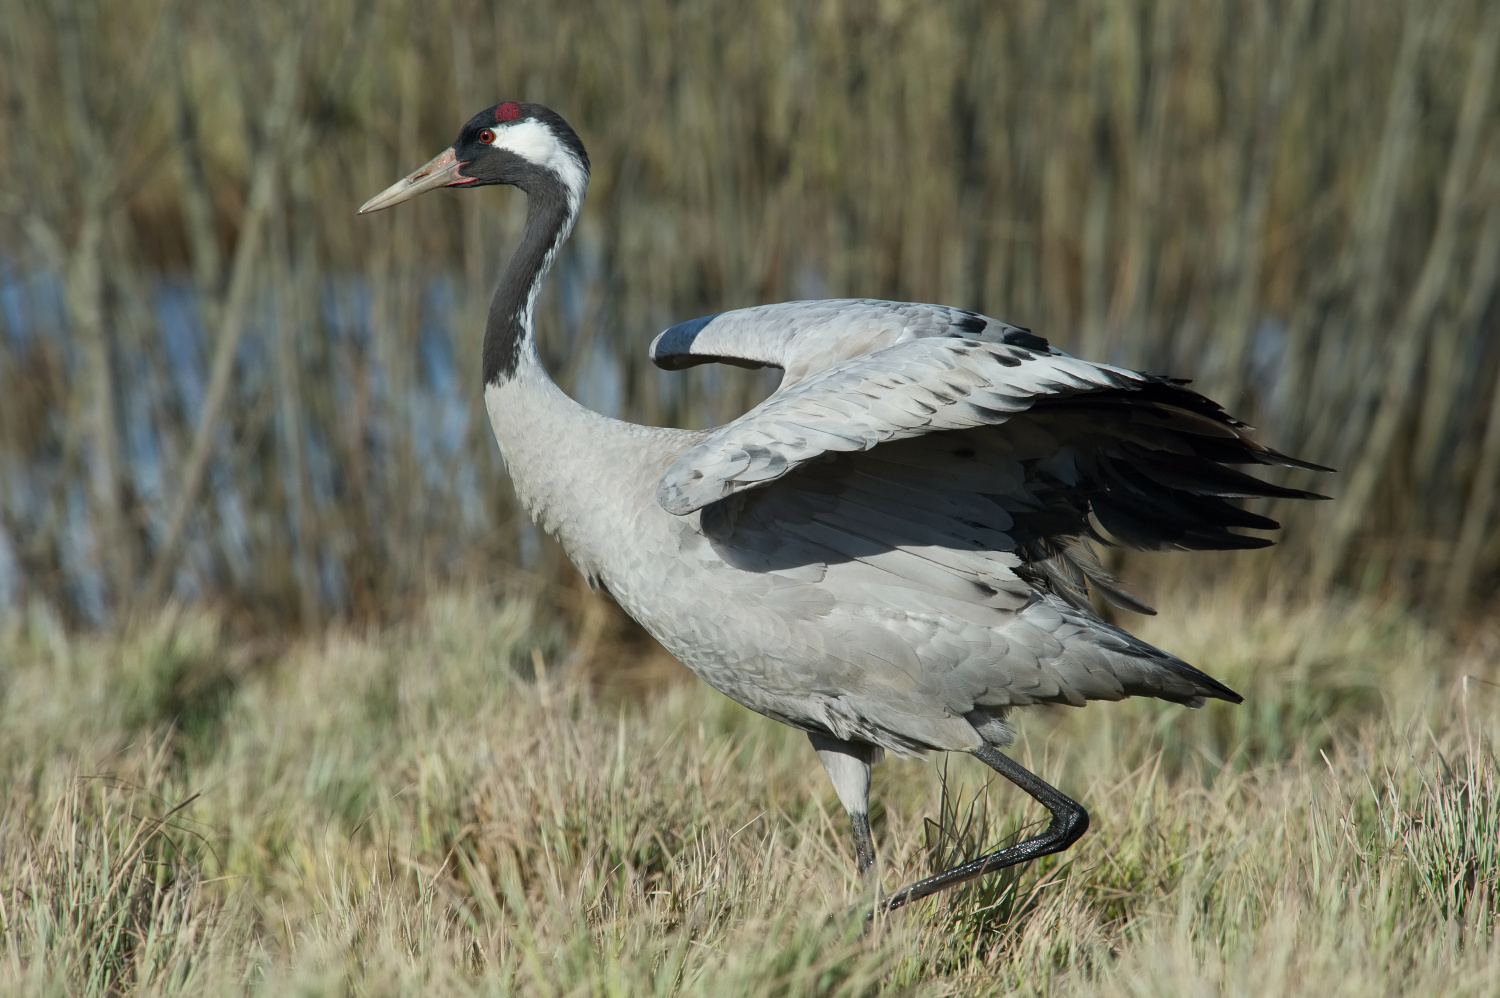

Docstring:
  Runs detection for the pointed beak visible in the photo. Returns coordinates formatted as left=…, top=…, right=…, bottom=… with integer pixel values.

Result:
left=358, top=147, right=473, bottom=214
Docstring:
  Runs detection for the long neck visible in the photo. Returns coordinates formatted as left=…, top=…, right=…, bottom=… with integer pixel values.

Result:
left=482, top=181, right=579, bottom=386
left=480, top=174, right=619, bottom=561
left=478, top=175, right=694, bottom=583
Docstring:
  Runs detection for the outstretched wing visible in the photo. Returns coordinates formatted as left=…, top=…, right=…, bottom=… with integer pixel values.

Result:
left=652, top=303, right=1322, bottom=518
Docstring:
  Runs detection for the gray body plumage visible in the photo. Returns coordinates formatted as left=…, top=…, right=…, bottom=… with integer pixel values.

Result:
left=486, top=298, right=1305, bottom=756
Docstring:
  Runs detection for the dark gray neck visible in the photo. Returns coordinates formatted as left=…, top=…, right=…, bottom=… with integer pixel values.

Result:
left=482, top=182, right=579, bottom=386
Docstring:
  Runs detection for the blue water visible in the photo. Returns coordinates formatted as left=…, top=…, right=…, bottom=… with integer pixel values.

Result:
left=0, top=257, right=555, bottom=622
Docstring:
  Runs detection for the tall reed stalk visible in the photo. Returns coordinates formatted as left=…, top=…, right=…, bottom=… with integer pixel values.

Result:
left=1, top=0, right=1497, bottom=626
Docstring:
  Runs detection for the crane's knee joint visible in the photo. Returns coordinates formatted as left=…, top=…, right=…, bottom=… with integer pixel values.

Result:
left=1051, top=803, right=1089, bottom=847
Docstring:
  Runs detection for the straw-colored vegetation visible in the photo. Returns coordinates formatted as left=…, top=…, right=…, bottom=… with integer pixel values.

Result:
left=1, top=576, right=1497, bottom=995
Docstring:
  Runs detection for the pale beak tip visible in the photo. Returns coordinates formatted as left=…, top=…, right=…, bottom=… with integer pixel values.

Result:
left=357, top=147, right=463, bottom=218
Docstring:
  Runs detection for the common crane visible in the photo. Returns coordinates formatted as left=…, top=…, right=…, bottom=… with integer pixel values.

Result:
left=359, top=102, right=1327, bottom=913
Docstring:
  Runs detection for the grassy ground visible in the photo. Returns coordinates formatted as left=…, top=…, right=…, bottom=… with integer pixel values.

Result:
left=1, top=575, right=1497, bottom=996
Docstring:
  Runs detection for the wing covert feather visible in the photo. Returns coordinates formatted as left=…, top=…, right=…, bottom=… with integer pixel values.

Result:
left=657, top=336, right=1144, bottom=514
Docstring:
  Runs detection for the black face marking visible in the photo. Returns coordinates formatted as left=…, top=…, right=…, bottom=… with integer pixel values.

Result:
left=450, top=102, right=591, bottom=192
left=454, top=144, right=562, bottom=195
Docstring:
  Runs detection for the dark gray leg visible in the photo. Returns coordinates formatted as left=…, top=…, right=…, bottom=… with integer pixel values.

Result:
left=808, top=733, right=884, bottom=878
left=848, top=811, right=876, bottom=876
left=878, top=745, right=1089, bottom=914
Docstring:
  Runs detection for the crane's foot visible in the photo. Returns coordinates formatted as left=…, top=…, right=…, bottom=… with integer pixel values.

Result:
left=871, top=745, right=1088, bottom=918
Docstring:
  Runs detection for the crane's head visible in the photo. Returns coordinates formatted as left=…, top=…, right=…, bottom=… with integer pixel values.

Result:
left=358, top=102, right=589, bottom=215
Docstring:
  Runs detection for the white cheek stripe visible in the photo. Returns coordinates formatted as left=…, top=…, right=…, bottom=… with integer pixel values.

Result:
left=489, top=118, right=590, bottom=344
left=491, top=119, right=589, bottom=211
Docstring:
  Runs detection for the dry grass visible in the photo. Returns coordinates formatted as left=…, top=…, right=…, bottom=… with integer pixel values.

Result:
left=1, top=576, right=1497, bottom=995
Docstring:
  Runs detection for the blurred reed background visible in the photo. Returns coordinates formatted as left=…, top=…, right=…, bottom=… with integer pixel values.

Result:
left=2, top=0, right=1499, bottom=633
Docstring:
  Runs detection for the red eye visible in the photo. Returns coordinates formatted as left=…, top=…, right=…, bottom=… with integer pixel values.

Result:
left=478, top=128, right=495, bottom=144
